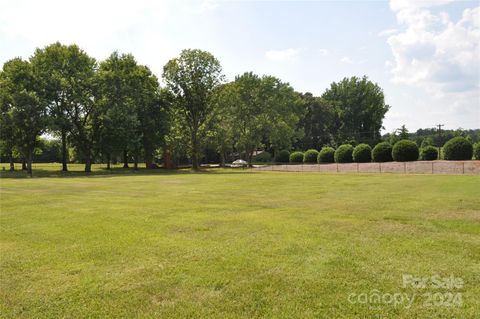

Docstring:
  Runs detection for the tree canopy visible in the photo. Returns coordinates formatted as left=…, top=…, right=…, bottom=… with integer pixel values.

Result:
left=1, top=58, right=48, bottom=175
left=322, top=76, right=390, bottom=145
left=163, top=49, right=224, bottom=170
left=217, top=72, right=303, bottom=164
left=0, top=42, right=401, bottom=173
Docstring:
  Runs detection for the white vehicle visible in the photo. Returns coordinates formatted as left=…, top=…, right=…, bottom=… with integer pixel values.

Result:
left=231, top=159, right=248, bottom=167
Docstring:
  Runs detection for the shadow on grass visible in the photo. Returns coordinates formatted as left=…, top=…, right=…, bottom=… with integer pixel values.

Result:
left=0, top=166, right=254, bottom=179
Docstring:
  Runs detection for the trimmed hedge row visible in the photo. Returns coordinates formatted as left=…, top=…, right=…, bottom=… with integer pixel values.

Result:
left=443, top=136, right=472, bottom=160
left=420, top=146, right=438, bottom=161
left=372, top=142, right=392, bottom=162
left=318, top=147, right=335, bottom=163
left=264, top=137, right=478, bottom=164
left=289, top=151, right=304, bottom=163
left=353, top=144, right=372, bottom=163
left=303, top=149, right=319, bottom=163
left=335, top=144, right=354, bottom=163
left=392, top=140, right=419, bottom=162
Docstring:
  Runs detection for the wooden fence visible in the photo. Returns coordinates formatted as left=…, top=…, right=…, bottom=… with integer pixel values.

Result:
left=252, top=161, right=480, bottom=175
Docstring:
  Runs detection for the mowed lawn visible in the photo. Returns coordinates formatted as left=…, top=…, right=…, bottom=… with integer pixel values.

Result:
left=0, top=165, right=479, bottom=318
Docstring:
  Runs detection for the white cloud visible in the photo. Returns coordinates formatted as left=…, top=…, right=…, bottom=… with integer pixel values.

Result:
left=265, top=48, right=301, bottom=62
left=389, top=0, right=453, bottom=12
left=0, top=0, right=164, bottom=44
left=387, top=2, right=480, bottom=94
left=199, top=0, right=219, bottom=13
left=378, top=28, right=398, bottom=37
left=385, top=0, right=480, bottom=129
left=318, top=48, right=329, bottom=56
left=0, top=0, right=216, bottom=76
left=340, top=56, right=353, bottom=64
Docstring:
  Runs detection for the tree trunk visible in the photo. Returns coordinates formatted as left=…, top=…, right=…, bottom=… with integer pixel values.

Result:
left=144, top=148, right=153, bottom=169
left=134, top=152, right=139, bottom=170
left=9, top=151, right=14, bottom=171
left=106, top=153, right=111, bottom=170
left=123, top=150, right=129, bottom=168
left=84, top=153, right=92, bottom=173
left=26, top=150, right=33, bottom=177
left=191, top=130, right=199, bottom=170
left=192, top=155, right=198, bottom=170
left=163, top=146, right=173, bottom=169
left=247, top=150, right=253, bottom=167
left=61, top=128, right=68, bottom=171
left=22, top=158, right=27, bottom=170
left=220, top=151, right=225, bottom=168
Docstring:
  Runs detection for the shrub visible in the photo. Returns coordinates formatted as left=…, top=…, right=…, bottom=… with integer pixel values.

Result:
left=303, top=149, right=319, bottom=163
left=274, top=150, right=290, bottom=163
left=334, top=144, right=354, bottom=163
left=253, top=151, right=271, bottom=163
left=392, top=140, right=419, bottom=162
left=353, top=144, right=372, bottom=163
left=443, top=136, right=473, bottom=160
left=289, top=151, right=304, bottom=163
left=318, top=147, right=335, bottom=163
left=473, top=143, right=480, bottom=160
left=372, top=142, right=393, bottom=162
left=420, top=146, right=438, bottom=161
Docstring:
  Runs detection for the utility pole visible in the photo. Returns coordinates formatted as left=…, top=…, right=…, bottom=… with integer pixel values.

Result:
left=436, top=124, right=444, bottom=160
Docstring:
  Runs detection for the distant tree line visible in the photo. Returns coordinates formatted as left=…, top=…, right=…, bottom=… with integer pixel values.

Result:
left=5, top=41, right=460, bottom=175
left=383, top=126, right=480, bottom=147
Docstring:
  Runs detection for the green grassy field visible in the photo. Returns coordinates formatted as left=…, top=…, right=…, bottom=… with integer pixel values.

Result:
left=1, top=164, right=479, bottom=318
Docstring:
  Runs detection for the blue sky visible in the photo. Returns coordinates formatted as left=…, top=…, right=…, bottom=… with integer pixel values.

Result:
left=0, top=0, right=478, bottom=132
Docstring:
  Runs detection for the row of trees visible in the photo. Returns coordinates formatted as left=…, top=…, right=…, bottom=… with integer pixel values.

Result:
left=0, top=43, right=168, bottom=175
left=1, top=42, right=391, bottom=175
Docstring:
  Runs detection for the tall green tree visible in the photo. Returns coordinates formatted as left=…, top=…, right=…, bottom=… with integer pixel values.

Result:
left=48, top=48, right=97, bottom=172
left=164, top=107, right=191, bottom=167
left=30, top=42, right=88, bottom=171
left=163, top=49, right=223, bottom=170
left=225, top=72, right=263, bottom=163
left=260, top=75, right=304, bottom=153
left=208, top=83, right=235, bottom=167
left=296, top=92, right=335, bottom=150
left=322, top=76, right=390, bottom=145
left=225, top=72, right=303, bottom=164
left=0, top=69, right=17, bottom=171
left=1, top=58, right=48, bottom=176
left=95, top=52, right=140, bottom=169
left=397, top=124, right=409, bottom=140
left=132, top=67, right=170, bottom=169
